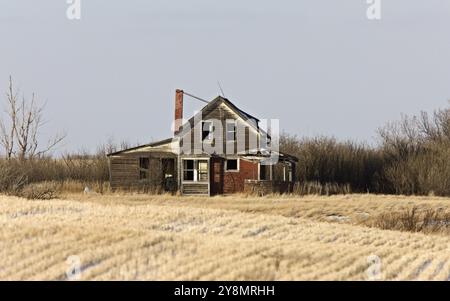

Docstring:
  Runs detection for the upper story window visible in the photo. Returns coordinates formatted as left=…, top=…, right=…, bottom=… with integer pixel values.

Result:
left=202, top=121, right=213, bottom=141
left=226, top=121, right=236, bottom=142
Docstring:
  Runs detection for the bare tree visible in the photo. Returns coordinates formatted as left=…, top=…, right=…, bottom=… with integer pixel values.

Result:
left=0, top=76, right=66, bottom=160
left=0, top=76, right=18, bottom=159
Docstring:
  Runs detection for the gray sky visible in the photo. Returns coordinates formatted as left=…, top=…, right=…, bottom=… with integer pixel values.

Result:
left=1, top=0, right=450, bottom=153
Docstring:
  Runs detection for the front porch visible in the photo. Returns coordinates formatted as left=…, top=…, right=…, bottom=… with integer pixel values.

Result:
left=180, top=158, right=210, bottom=196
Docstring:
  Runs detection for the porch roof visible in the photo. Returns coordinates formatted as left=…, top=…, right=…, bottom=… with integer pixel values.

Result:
left=106, top=138, right=174, bottom=157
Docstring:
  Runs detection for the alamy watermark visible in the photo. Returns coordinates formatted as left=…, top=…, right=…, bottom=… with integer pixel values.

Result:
left=66, top=0, right=81, bottom=20
left=65, top=2, right=381, bottom=22
left=367, top=254, right=383, bottom=280
left=66, top=255, right=82, bottom=280
left=171, top=113, right=280, bottom=165
left=367, top=0, right=382, bottom=20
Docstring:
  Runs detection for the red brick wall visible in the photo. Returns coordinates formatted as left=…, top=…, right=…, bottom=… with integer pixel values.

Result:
left=223, top=159, right=258, bottom=194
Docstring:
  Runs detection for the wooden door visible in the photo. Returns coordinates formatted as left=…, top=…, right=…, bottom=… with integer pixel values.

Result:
left=210, top=158, right=224, bottom=195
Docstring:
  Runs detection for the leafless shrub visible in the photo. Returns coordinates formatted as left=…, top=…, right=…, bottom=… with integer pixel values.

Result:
left=20, top=182, right=59, bottom=200
left=367, top=207, right=450, bottom=234
left=292, top=181, right=351, bottom=196
left=378, top=106, right=450, bottom=196
left=0, top=160, right=28, bottom=194
left=281, top=134, right=383, bottom=194
left=280, top=104, right=450, bottom=197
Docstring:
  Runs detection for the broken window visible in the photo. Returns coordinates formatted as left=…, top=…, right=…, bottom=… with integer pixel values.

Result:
left=259, top=164, right=267, bottom=180
left=225, top=159, right=239, bottom=172
left=226, top=121, right=236, bottom=142
left=183, top=159, right=209, bottom=182
left=202, top=121, right=213, bottom=141
left=139, top=157, right=150, bottom=180
left=183, top=160, right=195, bottom=181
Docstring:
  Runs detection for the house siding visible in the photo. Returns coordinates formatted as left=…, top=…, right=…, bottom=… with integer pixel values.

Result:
left=110, top=156, right=140, bottom=189
left=179, top=101, right=258, bottom=156
left=109, top=152, right=177, bottom=191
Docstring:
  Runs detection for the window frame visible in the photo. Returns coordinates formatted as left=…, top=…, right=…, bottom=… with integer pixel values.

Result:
left=202, top=121, right=213, bottom=142
left=225, top=158, right=240, bottom=172
left=226, top=120, right=237, bottom=142
left=182, top=159, right=209, bottom=183
left=139, top=157, right=150, bottom=180
left=197, top=160, right=209, bottom=182
left=259, top=163, right=267, bottom=180
left=183, top=159, right=195, bottom=181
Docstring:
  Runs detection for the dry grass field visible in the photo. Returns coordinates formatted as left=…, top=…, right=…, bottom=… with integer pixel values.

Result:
left=0, top=193, right=449, bottom=280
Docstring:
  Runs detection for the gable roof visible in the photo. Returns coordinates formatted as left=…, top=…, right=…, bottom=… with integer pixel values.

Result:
left=107, top=95, right=272, bottom=157
left=219, top=97, right=260, bottom=123
left=176, top=96, right=264, bottom=138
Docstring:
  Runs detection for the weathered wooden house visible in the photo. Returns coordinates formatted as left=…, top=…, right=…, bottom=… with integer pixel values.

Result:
left=107, top=90, right=298, bottom=195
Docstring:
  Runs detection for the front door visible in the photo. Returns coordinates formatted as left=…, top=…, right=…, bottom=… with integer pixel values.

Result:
left=181, top=159, right=210, bottom=195
left=162, top=158, right=176, bottom=192
left=210, top=158, right=224, bottom=195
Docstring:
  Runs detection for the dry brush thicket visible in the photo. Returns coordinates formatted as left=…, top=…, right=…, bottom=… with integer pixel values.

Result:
left=0, top=157, right=110, bottom=199
left=281, top=103, right=450, bottom=196
left=1, top=194, right=449, bottom=280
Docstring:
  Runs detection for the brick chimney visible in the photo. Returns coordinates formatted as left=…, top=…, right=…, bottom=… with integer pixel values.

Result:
left=174, top=89, right=184, bottom=136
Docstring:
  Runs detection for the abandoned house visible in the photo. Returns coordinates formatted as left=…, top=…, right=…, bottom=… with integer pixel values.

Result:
left=107, top=90, right=298, bottom=195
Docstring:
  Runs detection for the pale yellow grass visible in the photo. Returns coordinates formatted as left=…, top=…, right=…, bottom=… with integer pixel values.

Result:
left=0, top=194, right=449, bottom=280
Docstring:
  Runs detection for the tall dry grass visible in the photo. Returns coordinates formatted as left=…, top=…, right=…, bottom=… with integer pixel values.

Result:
left=292, top=181, right=351, bottom=196
left=1, top=194, right=449, bottom=280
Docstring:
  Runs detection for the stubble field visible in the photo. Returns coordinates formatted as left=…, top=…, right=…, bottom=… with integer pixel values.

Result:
left=0, top=193, right=449, bottom=280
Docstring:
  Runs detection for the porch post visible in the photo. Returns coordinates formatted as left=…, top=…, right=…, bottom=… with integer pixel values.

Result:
left=208, top=158, right=211, bottom=196
left=178, top=155, right=182, bottom=194
left=257, top=162, right=260, bottom=181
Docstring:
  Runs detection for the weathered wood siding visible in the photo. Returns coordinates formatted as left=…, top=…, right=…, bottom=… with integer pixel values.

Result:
left=179, top=101, right=259, bottom=156
left=109, top=152, right=177, bottom=191
left=110, top=156, right=139, bottom=189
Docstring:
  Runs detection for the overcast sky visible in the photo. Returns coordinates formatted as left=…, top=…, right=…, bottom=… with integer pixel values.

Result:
left=1, top=0, right=450, bottom=153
